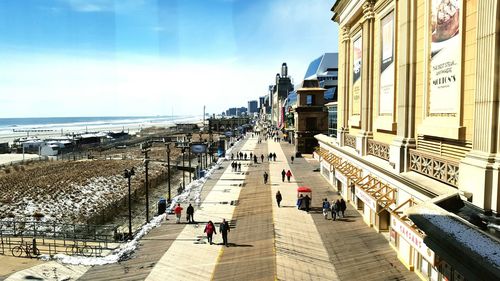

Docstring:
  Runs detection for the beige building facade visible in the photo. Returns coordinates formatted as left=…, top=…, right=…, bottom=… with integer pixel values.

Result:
left=316, top=0, right=500, bottom=280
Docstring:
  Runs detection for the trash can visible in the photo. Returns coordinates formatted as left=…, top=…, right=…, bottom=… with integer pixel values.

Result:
left=157, top=198, right=167, bottom=215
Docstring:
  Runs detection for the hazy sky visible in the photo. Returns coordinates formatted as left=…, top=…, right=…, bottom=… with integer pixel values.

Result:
left=0, top=0, right=338, bottom=118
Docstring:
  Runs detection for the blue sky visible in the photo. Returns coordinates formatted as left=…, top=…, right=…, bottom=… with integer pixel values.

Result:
left=0, top=0, right=338, bottom=117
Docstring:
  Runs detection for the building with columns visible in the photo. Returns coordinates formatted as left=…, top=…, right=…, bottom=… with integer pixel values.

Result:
left=315, top=0, right=500, bottom=280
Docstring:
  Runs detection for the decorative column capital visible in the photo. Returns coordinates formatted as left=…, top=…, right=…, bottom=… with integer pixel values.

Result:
left=362, top=1, right=375, bottom=21
left=341, top=26, right=350, bottom=42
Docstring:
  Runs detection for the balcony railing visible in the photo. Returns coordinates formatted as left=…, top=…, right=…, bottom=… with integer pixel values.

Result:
left=367, top=139, right=390, bottom=161
left=345, top=134, right=356, bottom=149
left=409, top=149, right=459, bottom=187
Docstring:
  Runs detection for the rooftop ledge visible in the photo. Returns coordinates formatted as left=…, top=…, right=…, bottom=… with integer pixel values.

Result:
left=406, top=198, right=500, bottom=281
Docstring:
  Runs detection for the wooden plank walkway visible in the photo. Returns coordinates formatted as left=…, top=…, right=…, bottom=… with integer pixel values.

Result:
left=79, top=160, right=232, bottom=281
left=211, top=140, right=276, bottom=281
left=281, top=144, right=420, bottom=281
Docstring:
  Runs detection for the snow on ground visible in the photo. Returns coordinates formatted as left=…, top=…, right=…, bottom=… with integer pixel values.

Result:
left=40, top=138, right=241, bottom=266
left=0, top=153, right=41, bottom=165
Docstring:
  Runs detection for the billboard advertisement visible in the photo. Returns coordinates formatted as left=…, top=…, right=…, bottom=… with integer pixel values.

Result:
left=379, top=11, right=395, bottom=115
left=352, top=34, right=362, bottom=116
left=429, top=0, right=461, bottom=114
left=191, top=143, right=207, bottom=154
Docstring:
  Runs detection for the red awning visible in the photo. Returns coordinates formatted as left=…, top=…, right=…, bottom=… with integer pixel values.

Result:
left=297, top=186, right=312, bottom=193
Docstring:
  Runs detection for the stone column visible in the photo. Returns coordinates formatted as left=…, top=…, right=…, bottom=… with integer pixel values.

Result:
left=356, top=0, right=375, bottom=155
left=389, top=0, right=418, bottom=172
left=459, top=0, right=500, bottom=214
left=338, top=25, right=351, bottom=146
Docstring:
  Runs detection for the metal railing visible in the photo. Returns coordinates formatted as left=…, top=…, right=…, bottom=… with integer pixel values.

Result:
left=0, top=219, right=119, bottom=258
left=345, top=134, right=356, bottom=150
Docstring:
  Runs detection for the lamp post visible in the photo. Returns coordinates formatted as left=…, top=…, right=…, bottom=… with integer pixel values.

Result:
left=166, top=142, right=171, bottom=202
left=187, top=133, right=192, bottom=183
left=182, top=147, right=186, bottom=189
left=123, top=167, right=135, bottom=239
left=141, top=142, right=151, bottom=223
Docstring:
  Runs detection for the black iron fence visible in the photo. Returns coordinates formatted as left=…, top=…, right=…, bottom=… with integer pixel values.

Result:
left=0, top=219, right=119, bottom=258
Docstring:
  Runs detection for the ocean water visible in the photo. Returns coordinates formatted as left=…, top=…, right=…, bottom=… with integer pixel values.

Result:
left=0, top=115, right=201, bottom=141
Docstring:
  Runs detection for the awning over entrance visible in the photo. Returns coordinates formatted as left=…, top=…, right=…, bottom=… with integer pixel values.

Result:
left=354, top=175, right=396, bottom=211
left=316, top=147, right=342, bottom=168
left=336, top=161, right=361, bottom=181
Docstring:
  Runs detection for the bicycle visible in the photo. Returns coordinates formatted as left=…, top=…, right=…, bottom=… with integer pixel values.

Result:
left=66, top=241, right=93, bottom=257
left=11, top=242, right=40, bottom=258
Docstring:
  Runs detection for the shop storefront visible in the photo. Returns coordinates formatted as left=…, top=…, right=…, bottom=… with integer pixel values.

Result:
left=354, top=175, right=396, bottom=232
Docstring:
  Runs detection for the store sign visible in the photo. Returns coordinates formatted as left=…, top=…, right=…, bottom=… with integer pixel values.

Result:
left=391, top=216, right=435, bottom=265
left=335, top=171, right=348, bottom=186
left=355, top=187, right=377, bottom=211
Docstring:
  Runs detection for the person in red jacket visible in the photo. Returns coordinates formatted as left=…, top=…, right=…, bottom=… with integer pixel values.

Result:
left=286, top=170, right=292, bottom=182
left=174, top=203, right=183, bottom=224
left=204, top=220, right=217, bottom=245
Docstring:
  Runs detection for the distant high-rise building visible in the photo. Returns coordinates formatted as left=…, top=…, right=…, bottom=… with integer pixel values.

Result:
left=248, top=100, right=258, bottom=113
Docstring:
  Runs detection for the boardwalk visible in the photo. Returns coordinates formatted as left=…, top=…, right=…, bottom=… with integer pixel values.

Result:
left=2, top=134, right=419, bottom=281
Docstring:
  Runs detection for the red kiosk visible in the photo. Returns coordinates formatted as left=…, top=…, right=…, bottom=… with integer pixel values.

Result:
left=297, top=186, right=312, bottom=210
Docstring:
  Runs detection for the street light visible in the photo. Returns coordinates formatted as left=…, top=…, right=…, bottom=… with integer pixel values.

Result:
left=165, top=142, right=171, bottom=202
left=123, top=167, right=135, bottom=239
left=141, top=142, right=151, bottom=223
left=187, top=133, right=192, bottom=183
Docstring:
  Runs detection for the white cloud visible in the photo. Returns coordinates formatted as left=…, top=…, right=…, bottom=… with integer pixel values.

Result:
left=59, top=0, right=145, bottom=13
left=0, top=53, right=270, bottom=117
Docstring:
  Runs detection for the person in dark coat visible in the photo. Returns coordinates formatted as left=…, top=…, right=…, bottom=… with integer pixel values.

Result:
left=204, top=221, right=217, bottom=245
left=340, top=198, right=347, bottom=218
left=254, top=155, right=258, bottom=163
left=281, top=169, right=286, bottom=182
left=261, top=154, right=264, bottom=162
left=263, top=171, right=269, bottom=184
left=332, top=199, right=341, bottom=221
left=237, top=162, right=241, bottom=172
left=219, top=218, right=230, bottom=247
left=186, top=203, right=194, bottom=223
left=297, top=194, right=303, bottom=209
left=272, top=153, right=277, bottom=161
left=276, top=190, right=282, bottom=207
left=291, top=155, right=294, bottom=164
left=303, top=195, right=311, bottom=212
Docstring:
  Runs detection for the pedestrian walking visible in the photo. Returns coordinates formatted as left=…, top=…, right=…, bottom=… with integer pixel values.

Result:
left=286, top=170, right=292, bottom=182
left=291, top=155, right=294, bottom=164
left=268, top=153, right=272, bottom=161
left=273, top=153, right=277, bottom=161
left=254, top=155, right=258, bottom=163
left=239, top=152, right=243, bottom=159
left=332, top=200, right=341, bottom=221
left=281, top=169, right=286, bottom=182
left=263, top=171, right=269, bottom=184
left=244, top=153, right=247, bottom=160
left=340, top=198, right=347, bottom=218
left=322, top=198, right=330, bottom=219
left=186, top=203, right=194, bottom=223
left=276, top=190, right=282, bottom=207
left=204, top=220, right=217, bottom=245
left=219, top=218, right=230, bottom=246
left=303, top=195, right=311, bottom=212
left=237, top=162, right=241, bottom=172
left=231, top=153, right=234, bottom=160
left=261, top=154, right=264, bottom=162
left=297, top=194, right=303, bottom=210
left=250, top=152, right=253, bottom=159
left=174, top=203, right=183, bottom=224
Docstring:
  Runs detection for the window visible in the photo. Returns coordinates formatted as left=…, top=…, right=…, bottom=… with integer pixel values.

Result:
left=306, top=95, right=314, bottom=105
left=328, top=104, right=337, bottom=137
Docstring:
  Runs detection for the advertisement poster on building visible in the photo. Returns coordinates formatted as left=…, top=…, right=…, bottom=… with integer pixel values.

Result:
left=379, top=11, right=395, bottom=115
left=429, top=0, right=461, bottom=114
left=352, top=34, right=362, bottom=115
